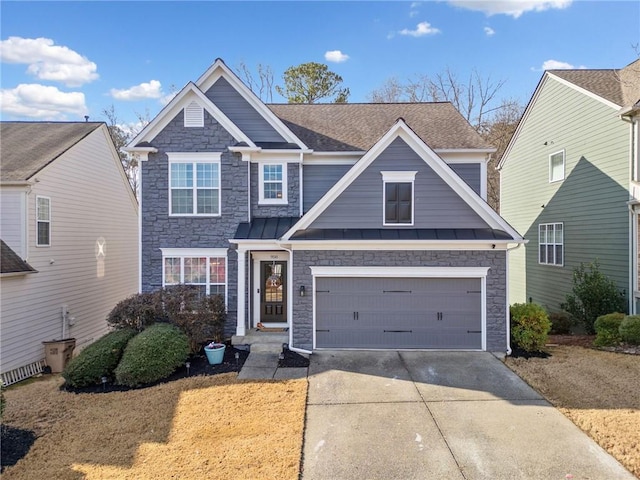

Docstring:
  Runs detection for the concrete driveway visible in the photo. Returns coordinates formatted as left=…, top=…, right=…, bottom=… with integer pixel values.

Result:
left=301, top=351, right=634, bottom=480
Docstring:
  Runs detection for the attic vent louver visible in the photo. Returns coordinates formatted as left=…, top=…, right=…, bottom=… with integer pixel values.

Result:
left=184, top=101, right=204, bottom=127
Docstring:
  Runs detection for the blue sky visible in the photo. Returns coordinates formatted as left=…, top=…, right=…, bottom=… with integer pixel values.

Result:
left=1, top=1, right=639, bottom=128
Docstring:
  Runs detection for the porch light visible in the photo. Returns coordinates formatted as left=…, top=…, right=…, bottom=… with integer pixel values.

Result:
left=299, top=285, right=306, bottom=297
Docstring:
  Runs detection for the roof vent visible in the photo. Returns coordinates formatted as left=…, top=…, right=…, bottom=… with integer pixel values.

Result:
left=184, top=101, right=204, bottom=127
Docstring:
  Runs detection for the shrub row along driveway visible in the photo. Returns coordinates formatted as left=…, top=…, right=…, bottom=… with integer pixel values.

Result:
left=301, top=351, right=635, bottom=479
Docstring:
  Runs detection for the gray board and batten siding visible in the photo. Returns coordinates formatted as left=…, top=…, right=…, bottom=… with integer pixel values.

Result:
left=309, top=137, right=489, bottom=229
left=315, top=277, right=482, bottom=349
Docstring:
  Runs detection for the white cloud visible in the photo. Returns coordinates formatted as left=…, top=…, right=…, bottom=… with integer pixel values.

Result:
left=0, top=36, right=98, bottom=87
left=0, top=83, right=87, bottom=120
left=539, top=59, right=587, bottom=70
left=484, top=26, right=496, bottom=36
left=399, top=21, right=441, bottom=37
left=410, top=2, right=421, bottom=17
left=324, top=50, right=350, bottom=63
left=448, top=0, right=572, bottom=18
left=160, top=91, right=178, bottom=106
left=110, top=80, right=163, bottom=101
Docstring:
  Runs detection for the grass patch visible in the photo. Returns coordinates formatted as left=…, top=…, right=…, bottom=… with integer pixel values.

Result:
left=1, top=374, right=307, bottom=479
left=506, top=345, right=640, bottom=477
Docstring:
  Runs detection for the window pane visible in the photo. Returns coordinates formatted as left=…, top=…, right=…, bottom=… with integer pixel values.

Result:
left=555, top=224, right=563, bottom=244
left=210, top=285, right=225, bottom=299
left=550, top=153, right=564, bottom=181
left=197, top=189, right=218, bottom=214
left=210, top=257, right=226, bottom=284
left=547, top=224, right=555, bottom=243
left=264, top=182, right=282, bottom=199
left=37, top=197, right=50, bottom=221
left=547, top=245, right=554, bottom=264
left=197, top=163, right=218, bottom=188
left=38, top=222, right=50, bottom=245
left=171, top=163, right=193, bottom=188
left=264, top=164, right=282, bottom=181
left=171, top=189, right=193, bottom=214
left=539, top=224, right=546, bottom=243
left=184, top=257, right=207, bottom=283
left=555, top=245, right=563, bottom=265
left=539, top=244, right=547, bottom=263
left=164, top=258, right=181, bottom=284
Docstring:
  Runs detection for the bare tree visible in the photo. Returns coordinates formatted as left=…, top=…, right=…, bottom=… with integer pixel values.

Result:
left=237, top=61, right=275, bottom=103
left=102, top=105, right=143, bottom=197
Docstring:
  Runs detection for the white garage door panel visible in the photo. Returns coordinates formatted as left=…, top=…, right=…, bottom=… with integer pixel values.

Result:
left=315, top=277, right=482, bottom=349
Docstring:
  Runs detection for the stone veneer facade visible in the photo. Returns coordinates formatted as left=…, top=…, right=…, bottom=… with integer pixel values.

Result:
left=289, top=250, right=508, bottom=352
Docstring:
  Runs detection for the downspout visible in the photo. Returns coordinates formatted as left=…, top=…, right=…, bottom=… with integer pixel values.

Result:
left=278, top=242, right=312, bottom=355
left=504, top=242, right=523, bottom=356
left=299, top=152, right=304, bottom=218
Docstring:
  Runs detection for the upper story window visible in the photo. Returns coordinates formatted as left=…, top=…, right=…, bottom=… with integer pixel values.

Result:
left=36, top=196, right=51, bottom=247
left=168, top=152, right=221, bottom=216
left=184, top=101, right=204, bottom=127
left=382, top=171, right=416, bottom=226
left=539, top=222, right=563, bottom=266
left=549, top=150, right=565, bottom=183
left=259, top=163, right=288, bottom=204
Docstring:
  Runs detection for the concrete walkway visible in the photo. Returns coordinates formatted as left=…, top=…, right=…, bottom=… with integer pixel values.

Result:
left=301, top=351, right=635, bottom=480
left=237, top=351, right=308, bottom=380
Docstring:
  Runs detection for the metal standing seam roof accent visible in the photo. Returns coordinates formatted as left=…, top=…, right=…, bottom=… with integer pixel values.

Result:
left=267, top=103, right=492, bottom=152
left=289, top=228, right=514, bottom=241
left=234, top=217, right=300, bottom=239
left=0, top=240, right=37, bottom=275
left=0, top=122, right=103, bottom=181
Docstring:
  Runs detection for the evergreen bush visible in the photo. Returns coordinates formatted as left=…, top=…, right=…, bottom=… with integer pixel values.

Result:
left=619, top=315, right=640, bottom=345
left=62, top=329, right=137, bottom=387
left=548, top=311, right=574, bottom=335
left=561, top=261, right=626, bottom=334
left=593, top=313, right=625, bottom=347
left=107, top=292, right=161, bottom=331
left=114, top=323, right=189, bottom=387
left=510, top=302, right=551, bottom=352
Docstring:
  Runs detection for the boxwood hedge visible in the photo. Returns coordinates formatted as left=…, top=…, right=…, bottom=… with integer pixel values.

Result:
left=114, top=323, right=190, bottom=387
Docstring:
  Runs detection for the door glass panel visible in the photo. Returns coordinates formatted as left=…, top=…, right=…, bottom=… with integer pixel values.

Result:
left=265, top=263, right=283, bottom=302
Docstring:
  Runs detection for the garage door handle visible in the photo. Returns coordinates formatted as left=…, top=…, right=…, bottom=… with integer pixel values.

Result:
left=467, top=330, right=481, bottom=334
left=353, top=312, right=359, bottom=320
left=316, top=329, right=330, bottom=333
left=384, top=330, right=412, bottom=333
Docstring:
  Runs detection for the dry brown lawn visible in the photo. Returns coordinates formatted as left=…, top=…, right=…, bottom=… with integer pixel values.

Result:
left=506, top=345, right=640, bottom=478
left=2, top=373, right=307, bottom=480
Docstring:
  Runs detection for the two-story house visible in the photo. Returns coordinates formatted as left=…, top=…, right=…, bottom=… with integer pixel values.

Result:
left=126, top=59, right=524, bottom=355
left=0, top=122, right=139, bottom=384
left=499, top=59, right=640, bottom=314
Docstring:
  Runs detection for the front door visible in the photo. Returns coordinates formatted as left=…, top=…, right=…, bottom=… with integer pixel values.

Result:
left=260, top=261, right=287, bottom=323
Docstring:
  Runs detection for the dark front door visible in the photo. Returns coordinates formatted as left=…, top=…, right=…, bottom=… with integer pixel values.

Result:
left=261, top=261, right=287, bottom=323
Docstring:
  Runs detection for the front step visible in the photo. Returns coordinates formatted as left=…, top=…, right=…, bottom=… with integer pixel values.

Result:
left=232, top=328, right=288, bottom=354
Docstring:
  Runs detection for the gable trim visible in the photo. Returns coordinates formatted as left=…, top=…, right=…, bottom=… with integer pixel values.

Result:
left=282, top=119, right=523, bottom=241
left=196, top=59, right=309, bottom=149
left=126, top=83, right=255, bottom=149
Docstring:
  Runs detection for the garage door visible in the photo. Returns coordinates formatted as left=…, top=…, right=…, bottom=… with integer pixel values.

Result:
left=315, top=277, right=482, bottom=349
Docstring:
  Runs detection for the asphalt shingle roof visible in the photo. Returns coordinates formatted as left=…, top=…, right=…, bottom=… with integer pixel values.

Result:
left=268, top=103, right=492, bottom=152
left=0, top=122, right=102, bottom=182
left=550, top=59, right=640, bottom=108
left=0, top=240, right=37, bottom=275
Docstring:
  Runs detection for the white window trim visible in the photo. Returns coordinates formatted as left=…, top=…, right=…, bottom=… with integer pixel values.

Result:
left=35, top=195, right=51, bottom=247
left=549, top=150, right=565, bottom=183
left=168, top=152, right=222, bottom=217
left=160, top=247, right=228, bottom=304
left=539, top=222, right=564, bottom=266
left=259, top=162, right=288, bottom=205
left=381, top=171, right=416, bottom=226
left=184, top=100, right=204, bottom=127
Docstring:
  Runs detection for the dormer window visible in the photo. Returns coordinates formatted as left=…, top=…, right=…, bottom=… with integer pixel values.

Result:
left=382, top=171, right=416, bottom=226
left=259, top=163, right=288, bottom=205
left=184, top=101, right=204, bottom=127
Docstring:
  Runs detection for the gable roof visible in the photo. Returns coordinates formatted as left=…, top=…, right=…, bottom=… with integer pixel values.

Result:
left=268, top=102, right=493, bottom=152
left=0, top=240, right=37, bottom=276
left=499, top=59, right=640, bottom=170
left=549, top=58, right=640, bottom=109
left=282, top=118, right=522, bottom=242
left=0, top=122, right=102, bottom=182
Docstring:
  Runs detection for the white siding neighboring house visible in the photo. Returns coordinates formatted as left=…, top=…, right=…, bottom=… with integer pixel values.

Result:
left=0, top=122, right=138, bottom=384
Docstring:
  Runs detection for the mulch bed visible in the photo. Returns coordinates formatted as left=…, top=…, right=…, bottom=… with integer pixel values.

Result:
left=0, top=425, right=37, bottom=472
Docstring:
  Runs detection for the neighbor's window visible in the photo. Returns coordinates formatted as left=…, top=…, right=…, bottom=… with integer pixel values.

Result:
left=36, top=196, right=51, bottom=246
left=168, top=153, right=221, bottom=216
left=259, top=163, right=287, bottom=204
left=163, top=252, right=226, bottom=299
left=382, top=171, right=416, bottom=226
left=539, top=223, right=563, bottom=266
left=549, top=150, right=565, bottom=183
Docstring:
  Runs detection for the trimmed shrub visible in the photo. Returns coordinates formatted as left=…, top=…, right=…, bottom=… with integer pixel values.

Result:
left=548, top=311, right=574, bottom=335
left=62, top=329, right=137, bottom=387
left=593, top=312, right=625, bottom=347
left=107, top=292, right=161, bottom=331
left=619, top=315, right=640, bottom=345
left=561, top=261, right=626, bottom=334
left=114, top=323, right=189, bottom=387
left=510, top=302, right=551, bottom=352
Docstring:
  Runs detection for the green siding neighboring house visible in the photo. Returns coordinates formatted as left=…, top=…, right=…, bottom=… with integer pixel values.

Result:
left=499, top=59, right=640, bottom=314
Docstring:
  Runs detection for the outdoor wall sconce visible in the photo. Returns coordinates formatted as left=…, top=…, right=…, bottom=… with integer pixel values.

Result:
left=299, top=285, right=306, bottom=297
